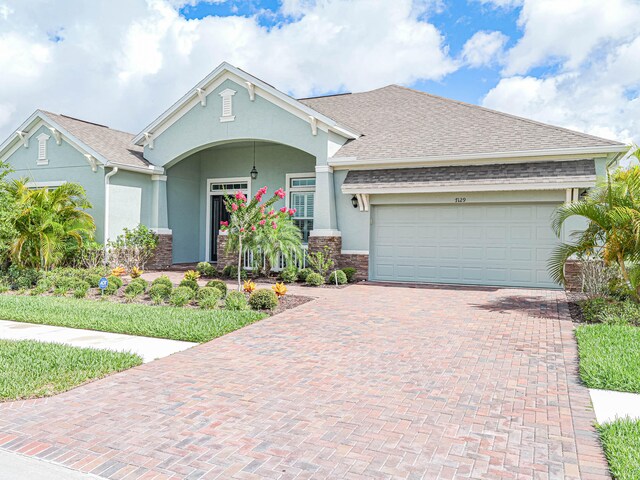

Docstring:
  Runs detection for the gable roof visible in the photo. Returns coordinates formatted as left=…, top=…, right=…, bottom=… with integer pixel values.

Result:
left=40, top=111, right=149, bottom=169
left=300, top=85, right=627, bottom=162
left=131, top=62, right=360, bottom=146
left=0, top=110, right=161, bottom=174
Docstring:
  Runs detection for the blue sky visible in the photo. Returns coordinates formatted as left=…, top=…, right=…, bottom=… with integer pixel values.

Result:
left=179, top=0, right=523, bottom=104
left=0, top=0, right=638, bottom=145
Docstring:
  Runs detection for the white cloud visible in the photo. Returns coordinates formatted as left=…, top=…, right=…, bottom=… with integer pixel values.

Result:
left=0, top=0, right=457, bottom=141
left=461, top=30, right=507, bottom=67
left=474, top=0, right=523, bottom=8
left=483, top=2, right=640, bottom=145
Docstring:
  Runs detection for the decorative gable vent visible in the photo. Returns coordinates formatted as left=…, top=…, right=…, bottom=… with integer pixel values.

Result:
left=36, top=133, right=50, bottom=165
left=219, top=88, right=236, bottom=122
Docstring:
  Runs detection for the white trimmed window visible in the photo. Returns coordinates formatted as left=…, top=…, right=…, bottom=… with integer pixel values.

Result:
left=287, top=174, right=315, bottom=243
left=36, top=133, right=50, bottom=165
left=219, top=88, right=236, bottom=122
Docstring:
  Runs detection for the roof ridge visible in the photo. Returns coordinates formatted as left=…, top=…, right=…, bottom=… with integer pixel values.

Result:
left=387, top=85, right=624, bottom=147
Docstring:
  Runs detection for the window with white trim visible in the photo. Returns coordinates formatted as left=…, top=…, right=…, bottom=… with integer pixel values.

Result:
left=288, top=175, right=315, bottom=243
left=36, top=133, right=50, bottom=165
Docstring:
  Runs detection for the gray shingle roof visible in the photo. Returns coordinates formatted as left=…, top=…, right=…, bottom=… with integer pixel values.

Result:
left=343, top=159, right=596, bottom=188
left=40, top=111, right=148, bottom=168
left=299, top=85, right=624, bottom=160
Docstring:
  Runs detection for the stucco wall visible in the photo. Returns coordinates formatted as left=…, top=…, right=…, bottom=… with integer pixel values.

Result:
left=107, top=169, right=154, bottom=241
left=167, top=142, right=315, bottom=263
left=4, top=124, right=106, bottom=241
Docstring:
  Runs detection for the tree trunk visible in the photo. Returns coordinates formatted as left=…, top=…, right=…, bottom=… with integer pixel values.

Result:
left=237, top=235, right=242, bottom=292
left=617, top=252, right=638, bottom=301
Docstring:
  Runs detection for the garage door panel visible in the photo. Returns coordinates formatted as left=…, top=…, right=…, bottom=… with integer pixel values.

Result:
left=371, top=203, right=560, bottom=288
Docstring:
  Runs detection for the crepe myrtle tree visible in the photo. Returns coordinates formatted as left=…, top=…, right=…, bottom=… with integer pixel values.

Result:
left=221, top=186, right=302, bottom=290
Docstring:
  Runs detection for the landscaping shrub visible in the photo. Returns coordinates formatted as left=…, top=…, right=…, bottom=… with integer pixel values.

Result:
left=272, top=282, right=287, bottom=297
left=206, top=279, right=228, bottom=297
left=169, top=286, right=194, bottom=307
left=297, top=268, right=312, bottom=282
left=225, top=291, right=248, bottom=311
left=243, top=280, right=256, bottom=293
left=84, top=273, right=102, bottom=288
left=580, top=298, right=640, bottom=326
left=196, top=287, right=222, bottom=309
left=183, top=269, right=200, bottom=282
left=248, top=288, right=278, bottom=310
left=222, top=265, right=247, bottom=280
left=196, top=261, right=216, bottom=277
left=151, top=275, right=173, bottom=289
left=307, top=246, right=334, bottom=278
left=328, top=270, right=347, bottom=285
left=130, top=266, right=143, bottom=278
left=129, top=277, right=148, bottom=291
left=32, top=278, right=53, bottom=295
left=148, top=283, right=171, bottom=304
left=341, top=267, right=357, bottom=283
left=107, top=275, right=123, bottom=289
left=278, top=266, right=298, bottom=283
left=305, top=272, right=324, bottom=286
left=5, top=265, right=41, bottom=290
left=106, top=224, right=158, bottom=270
left=179, top=279, right=199, bottom=292
left=73, top=280, right=90, bottom=299
left=124, top=281, right=146, bottom=298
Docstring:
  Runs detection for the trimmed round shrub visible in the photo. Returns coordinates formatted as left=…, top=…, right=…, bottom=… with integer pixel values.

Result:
left=196, top=261, right=217, bottom=277
left=103, top=282, right=119, bottom=295
left=222, top=265, right=247, bottom=280
left=124, top=281, right=146, bottom=297
left=305, top=272, right=324, bottom=286
left=328, top=270, right=347, bottom=285
left=73, top=280, right=90, bottom=298
left=225, top=291, right=248, bottom=311
left=129, top=277, right=148, bottom=291
left=148, top=283, right=171, bottom=304
left=297, top=268, right=312, bottom=282
left=169, top=286, right=194, bottom=307
left=107, top=275, right=123, bottom=289
left=206, top=279, right=228, bottom=297
left=248, top=288, right=278, bottom=310
left=197, top=287, right=222, bottom=309
left=151, top=275, right=173, bottom=289
left=341, top=267, right=357, bottom=283
left=279, top=266, right=298, bottom=283
left=179, top=279, right=199, bottom=292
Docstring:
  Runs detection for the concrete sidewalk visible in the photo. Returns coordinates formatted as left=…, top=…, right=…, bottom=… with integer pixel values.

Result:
left=0, top=449, right=96, bottom=479
left=0, top=320, right=196, bottom=363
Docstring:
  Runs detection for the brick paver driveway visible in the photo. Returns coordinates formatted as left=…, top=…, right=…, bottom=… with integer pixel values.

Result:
left=0, top=284, right=609, bottom=479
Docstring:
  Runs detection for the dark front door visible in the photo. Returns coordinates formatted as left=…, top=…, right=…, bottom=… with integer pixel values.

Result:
left=211, top=196, right=230, bottom=262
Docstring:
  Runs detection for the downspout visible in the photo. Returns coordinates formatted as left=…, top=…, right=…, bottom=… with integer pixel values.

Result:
left=104, top=167, right=119, bottom=259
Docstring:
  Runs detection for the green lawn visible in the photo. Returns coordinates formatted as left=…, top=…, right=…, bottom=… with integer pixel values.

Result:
left=575, top=324, right=640, bottom=393
left=597, top=418, right=640, bottom=480
left=0, top=295, right=267, bottom=343
left=0, top=339, right=142, bottom=401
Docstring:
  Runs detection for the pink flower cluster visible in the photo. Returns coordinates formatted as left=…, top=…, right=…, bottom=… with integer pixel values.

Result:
left=274, top=188, right=286, bottom=199
left=254, top=186, right=268, bottom=202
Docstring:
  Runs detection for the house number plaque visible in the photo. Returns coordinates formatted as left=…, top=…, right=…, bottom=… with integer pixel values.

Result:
left=454, top=197, right=467, bottom=203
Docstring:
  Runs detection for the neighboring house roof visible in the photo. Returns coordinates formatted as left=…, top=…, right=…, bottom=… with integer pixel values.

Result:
left=341, top=160, right=597, bottom=194
left=300, top=85, right=627, bottom=162
left=38, top=111, right=149, bottom=169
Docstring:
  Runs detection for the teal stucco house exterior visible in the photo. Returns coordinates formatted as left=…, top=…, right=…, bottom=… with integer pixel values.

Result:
left=0, top=62, right=628, bottom=288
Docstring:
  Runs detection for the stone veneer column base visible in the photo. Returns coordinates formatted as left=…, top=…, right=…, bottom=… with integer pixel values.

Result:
left=147, top=234, right=173, bottom=270
left=337, top=253, right=369, bottom=281
left=564, top=259, right=583, bottom=292
left=216, top=234, right=237, bottom=271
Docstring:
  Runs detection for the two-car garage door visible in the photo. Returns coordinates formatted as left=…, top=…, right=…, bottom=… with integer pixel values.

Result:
left=369, top=203, right=561, bottom=288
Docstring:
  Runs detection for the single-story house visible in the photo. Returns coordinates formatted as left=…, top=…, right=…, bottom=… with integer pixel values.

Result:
left=0, top=62, right=628, bottom=288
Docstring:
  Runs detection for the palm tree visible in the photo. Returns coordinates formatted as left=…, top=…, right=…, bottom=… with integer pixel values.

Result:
left=548, top=166, right=640, bottom=294
left=8, top=180, right=96, bottom=269
left=247, top=216, right=303, bottom=275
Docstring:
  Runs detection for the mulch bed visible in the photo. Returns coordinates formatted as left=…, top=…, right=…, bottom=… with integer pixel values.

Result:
left=272, top=294, right=314, bottom=315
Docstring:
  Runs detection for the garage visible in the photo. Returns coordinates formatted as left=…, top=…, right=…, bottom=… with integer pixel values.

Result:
left=369, top=202, right=561, bottom=288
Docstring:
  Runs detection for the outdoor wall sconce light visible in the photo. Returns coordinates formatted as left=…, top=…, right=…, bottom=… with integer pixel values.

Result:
left=351, top=195, right=359, bottom=208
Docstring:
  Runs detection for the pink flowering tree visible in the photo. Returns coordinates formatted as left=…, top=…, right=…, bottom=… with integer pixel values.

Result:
left=220, top=186, right=303, bottom=290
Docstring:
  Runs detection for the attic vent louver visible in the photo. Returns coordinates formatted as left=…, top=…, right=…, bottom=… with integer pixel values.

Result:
left=36, top=133, right=50, bottom=165
left=219, top=88, right=236, bottom=123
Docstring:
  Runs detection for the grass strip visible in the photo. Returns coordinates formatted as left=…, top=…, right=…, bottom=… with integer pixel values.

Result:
left=597, top=418, right=640, bottom=479
left=0, top=295, right=266, bottom=343
left=0, top=339, right=142, bottom=401
left=575, top=324, right=640, bottom=393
